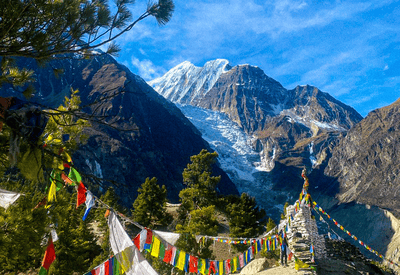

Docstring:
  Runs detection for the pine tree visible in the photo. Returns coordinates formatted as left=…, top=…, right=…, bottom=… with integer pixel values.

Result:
left=0, top=180, right=48, bottom=272
left=226, top=193, right=266, bottom=238
left=132, top=177, right=172, bottom=228
left=266, top=217, right=277, bottom=233
left=180, top=149, right=220, bottom=211
left=175, top=206, right=218, bottom=258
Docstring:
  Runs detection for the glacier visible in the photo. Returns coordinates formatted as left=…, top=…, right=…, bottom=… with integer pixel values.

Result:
left=178, top=104, right=290, bottom=219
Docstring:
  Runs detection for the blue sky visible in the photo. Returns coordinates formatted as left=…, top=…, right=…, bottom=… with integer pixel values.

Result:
left=114, top=0, right=400, bottom=117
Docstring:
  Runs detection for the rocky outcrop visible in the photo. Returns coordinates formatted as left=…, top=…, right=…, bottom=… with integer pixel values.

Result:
left=324, top=98, right=400, bottom=217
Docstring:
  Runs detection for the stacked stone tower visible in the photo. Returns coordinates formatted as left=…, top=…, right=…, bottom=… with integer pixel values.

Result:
left=282, top=168, right=326, bottom=271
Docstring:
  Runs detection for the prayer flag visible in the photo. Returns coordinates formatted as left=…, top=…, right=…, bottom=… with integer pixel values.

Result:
left=233, top=257, right=238, bottom=272
left=200, top=259, right=207, bottom=275
left=257, top=240, right=261, bottom=253
left=107, top=211, right=157, bottom=275
left=159, top=242, right=165, bottom=260
left=239, top=254, right=244, bottom=268
left=150, top=237, right=161, bottom=258
left=69, top=167, right=82, bottom=184
left=209, top=261, right=216, bottom=275
left=113, top=257, right=120, bottom=275
left=144, top=229, right=153, bottom=251
left=176, top=251, right=186, bottom=271
left=163, top=245, right=173, bottom=264
left=133, top=234, right=141, bottom=250
left=42, top=238, right=56, bottom=270
left=0, top=188, right=21, bottom=209
left=189, top=256, right=198, bottom=273
left=83, top=191, right=95, bottom=221
left=225, top=259, right=231, bottom=275
left=61, top=172, right=74, bottom=186
left=219, top=261, right=224, bottom=275
left=76, top=182, right=86, bottom=208
left=172, top=248, right=179, bottom=266
left=46, top=181, right=57, bottom=208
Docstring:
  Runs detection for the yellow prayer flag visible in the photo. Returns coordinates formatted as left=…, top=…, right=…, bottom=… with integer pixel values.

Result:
left=200, top=258, right=206, bottom=275
left=45, top=181, right=57, bottom=208
left=219, top=261, right=224, bottom=275
left=64, top=151, right=72, bottom=163
left=177, top=251, right=186, bottom=271
left=120, top=249, right=131, bottom=273
left=233, top=257, right=238, bottom=272
left=151, top=237, right=161, bottom=258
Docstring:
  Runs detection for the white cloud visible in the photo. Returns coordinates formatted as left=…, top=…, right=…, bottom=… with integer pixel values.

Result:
left=130, top=57, right=166, bottom=80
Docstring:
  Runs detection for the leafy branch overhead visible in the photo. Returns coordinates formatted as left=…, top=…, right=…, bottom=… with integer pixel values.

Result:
left=0, top=0, right=175, bottom=59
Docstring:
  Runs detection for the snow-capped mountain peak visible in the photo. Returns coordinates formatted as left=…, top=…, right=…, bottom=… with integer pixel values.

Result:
left=148, top=59, right=231, bottom=105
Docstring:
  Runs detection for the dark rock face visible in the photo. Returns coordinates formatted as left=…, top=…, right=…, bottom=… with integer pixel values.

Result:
left=197, top=65, right=288, bottom=133
left=1, top=55, right=239, bottom=204
left=325, top=98, right=400, bottom=216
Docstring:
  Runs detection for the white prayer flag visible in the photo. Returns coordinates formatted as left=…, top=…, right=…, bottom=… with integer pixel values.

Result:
left=108, top=211, right=158, bottom=275
left=153, top=230, right=180, bottom=246
left=0, top=188, right=21, bottom=209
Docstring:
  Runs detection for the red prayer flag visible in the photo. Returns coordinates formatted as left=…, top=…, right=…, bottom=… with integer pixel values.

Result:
left=134, top=233, right=141, bottom=250
left=145, top=228, right=153, bottom=244
left=209, top=261, right=216, bottom=274
left=104, top=260, right=110, bottom=275
left=189, top=255, right=198, bottom=273
left=163, top=245, right=173, bottom=264
left=42, top=238, right=56, bottom=269
left=76, top=182, right=87, bottom=208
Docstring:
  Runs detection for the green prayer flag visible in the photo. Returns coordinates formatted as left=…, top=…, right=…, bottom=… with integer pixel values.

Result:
left=38, top=266, right=47, bottom=275
left=50, top=170, right=63, bottom=191
left=68, top=167, right=82, bottom=184
left=159, top=242, right=165, bottom=260
left=114, top=258, right=120, bottom=275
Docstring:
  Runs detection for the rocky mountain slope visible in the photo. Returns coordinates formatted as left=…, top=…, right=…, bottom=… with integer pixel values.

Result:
left=324, top=98, right=400, bottom=216
left=0, top=54, right=238, bottom=204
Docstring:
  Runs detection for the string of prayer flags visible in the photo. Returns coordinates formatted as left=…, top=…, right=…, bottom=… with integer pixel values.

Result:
left=0, top=188, right=21, bottom=209
left=85, top=256, right=121, bottom=275
left=313, top=200, right=399, bottom=267
left=38, top=238, right=56, bottom=275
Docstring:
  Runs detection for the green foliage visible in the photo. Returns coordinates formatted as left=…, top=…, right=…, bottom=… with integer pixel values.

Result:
left=226, top=193, right=266, bottom=238
left=180, top=149, right=220, bottom=210
left=0, top=0, right=174, bottom=90
left=266, top=217, right=277, bottom=233
left=175, top=206, right=218, bottom=258
left=0, top=179, right=48, bottom=272
left=0, top=170, right=100, bottom=274
left=132, top=177, right=172, bottom=228
left=48, top=189, right=101, bottom=274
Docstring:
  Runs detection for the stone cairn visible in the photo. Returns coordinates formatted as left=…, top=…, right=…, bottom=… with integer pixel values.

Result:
left=283, top=168, right=326, bottom=272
